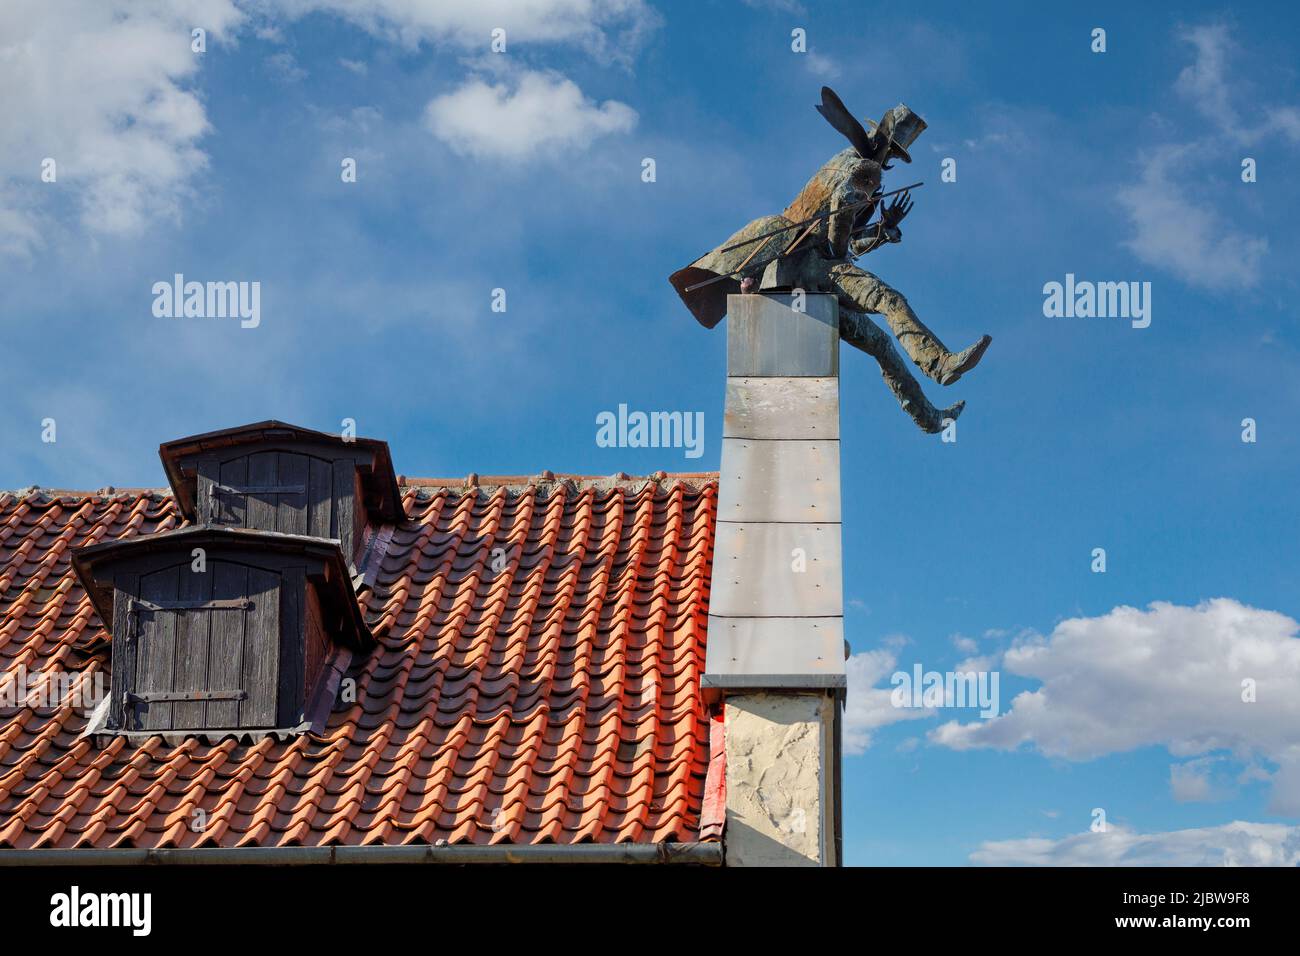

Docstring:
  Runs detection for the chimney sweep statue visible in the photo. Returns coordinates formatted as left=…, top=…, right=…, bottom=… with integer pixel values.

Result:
left=669, top=87, right=992, bottom=433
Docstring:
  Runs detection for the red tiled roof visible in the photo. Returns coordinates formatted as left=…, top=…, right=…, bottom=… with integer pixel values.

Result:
left=0, top=474, right=718, bottom=849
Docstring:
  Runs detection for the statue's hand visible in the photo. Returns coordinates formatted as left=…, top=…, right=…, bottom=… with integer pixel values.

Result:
left=880, top=190, right=914, bottom=229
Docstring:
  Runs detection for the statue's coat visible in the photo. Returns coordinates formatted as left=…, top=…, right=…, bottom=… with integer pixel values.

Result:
left=671, top=149, right=883, bottom=327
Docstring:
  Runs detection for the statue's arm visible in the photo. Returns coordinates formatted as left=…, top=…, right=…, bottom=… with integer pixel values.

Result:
left=826, top=184, right=865, bottom=259
left=850, top=222, right=901, bottom=257
left=851, top=189, right=914, bottom=257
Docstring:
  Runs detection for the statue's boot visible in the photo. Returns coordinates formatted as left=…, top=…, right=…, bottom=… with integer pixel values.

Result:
left=935, top=334, right=992, bottom=386
left=829, top=262, right=991, bottom=387
left=840, top=311, right=965, bottom=434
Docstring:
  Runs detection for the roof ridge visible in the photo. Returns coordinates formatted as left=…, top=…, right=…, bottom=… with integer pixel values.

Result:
left=401, top=472, right=719, bottom=492
left=1, top=472, right=720, bottom=502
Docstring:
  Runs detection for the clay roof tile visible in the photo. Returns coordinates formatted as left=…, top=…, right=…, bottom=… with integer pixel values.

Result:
left=0, top=474, right=717, bottom=849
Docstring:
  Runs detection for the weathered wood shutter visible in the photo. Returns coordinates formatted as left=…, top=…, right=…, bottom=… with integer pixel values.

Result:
left=195, top=451, right=362, bottom=557
left=117, top=560, right=281, bottom=731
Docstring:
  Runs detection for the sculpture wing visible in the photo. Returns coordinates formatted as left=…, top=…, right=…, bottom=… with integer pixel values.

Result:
left=814, top=86, right=875, bottom=159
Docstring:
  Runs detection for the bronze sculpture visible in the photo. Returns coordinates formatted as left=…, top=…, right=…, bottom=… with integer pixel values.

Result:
left=670, top=87, right=992, bottom=433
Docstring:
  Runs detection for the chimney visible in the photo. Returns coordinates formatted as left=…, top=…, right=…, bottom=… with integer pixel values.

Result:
left=705, top=291, right=846, bottom=867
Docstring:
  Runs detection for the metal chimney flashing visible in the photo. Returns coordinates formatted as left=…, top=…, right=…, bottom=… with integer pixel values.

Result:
left=704, top=292, right=847, bottom=696
left=726, top=293, right=839, bottom=377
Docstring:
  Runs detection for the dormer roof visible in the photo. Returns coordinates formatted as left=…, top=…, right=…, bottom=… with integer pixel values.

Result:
left=159, top=420, right=402, bottom=525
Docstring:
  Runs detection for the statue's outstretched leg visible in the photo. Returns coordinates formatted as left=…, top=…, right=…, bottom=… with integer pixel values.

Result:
left=839, top=311, right=964, bottom=433
left=829, top=262, right=990, bottom=386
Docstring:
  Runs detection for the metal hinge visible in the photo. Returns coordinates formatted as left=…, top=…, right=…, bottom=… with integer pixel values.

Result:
left=207, top=481, right=305, bottom=522
left=211, top=482, right=306, bottom=496
left=130, top=597, right=252, bottom=613
left=125, top=689, right=248, bottom=704
left=126, top=597, right=251, bottom=641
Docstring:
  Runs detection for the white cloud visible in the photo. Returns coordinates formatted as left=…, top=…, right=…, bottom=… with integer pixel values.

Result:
left=425, top=70, right=636, bottom=161
left=0, top=189, right=41, bottom=258
left=740, top=0, right=806, bottom=12
left=804, top=52, right=840, bottom=80
left=0, top=0, right=244, bottom=255
left=266, top=50, right=307, bottom=82
left=954, top=654, right=999, bottom=675
left=951, top=634, right=979, bottom=655
left=1174, top=24, right=1233, bottom=122
left=1268, top=106, right=1300, bottom=142
left=1173, top=23, right=1300, bottom=144
left=1170, top=756, right=1231, bottom=802
left=1117, top=145, right=1267, bottom=289
left=843, top=648, right=933, bottom=755
left=1112, top=23, right=1300, bottom=290
left=931, top=599, right=1300, bottom=812
left=251, top=0, right=659, bottom=64
left=0, top=0, right=652, bottom=253
left=972, top=821, right=1300, bottom=866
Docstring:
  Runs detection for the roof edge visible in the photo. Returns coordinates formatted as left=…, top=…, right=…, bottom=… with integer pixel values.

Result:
left=0, top=842, right=723, bottom=866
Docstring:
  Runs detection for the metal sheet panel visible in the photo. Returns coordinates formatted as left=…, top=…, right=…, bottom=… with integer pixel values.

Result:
left=723, top=376, right=840, bottom=440
left=717, top=438, right=841, bottom=523
left=727, top=293, right=839, bottom=377
left=703, top=616, right=846, bottom=687
left=708, top=522, right=843, bottom=617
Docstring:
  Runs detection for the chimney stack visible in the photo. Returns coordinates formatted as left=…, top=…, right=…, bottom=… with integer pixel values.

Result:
left=705, top=291, right=845, bottom=866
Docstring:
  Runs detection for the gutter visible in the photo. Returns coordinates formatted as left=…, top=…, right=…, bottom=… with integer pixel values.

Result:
left=0, top=842, right=723, bottom=867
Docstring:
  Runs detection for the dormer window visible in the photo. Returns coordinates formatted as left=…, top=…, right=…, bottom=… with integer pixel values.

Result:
left=159, top=421, right=402, bottom=564
left=69, top=420, right=399, bottom=740
left=73, top=527, right=371, bottom=737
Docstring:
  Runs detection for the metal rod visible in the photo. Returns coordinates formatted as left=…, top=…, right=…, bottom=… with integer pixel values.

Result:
left=683, top=246, right=797, bottom=293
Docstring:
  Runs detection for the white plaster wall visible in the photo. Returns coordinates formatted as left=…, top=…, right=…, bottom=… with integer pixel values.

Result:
left=724, top=692, right=834, bottom=866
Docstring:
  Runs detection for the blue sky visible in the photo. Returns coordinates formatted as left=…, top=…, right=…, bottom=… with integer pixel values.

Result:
left=3, top=0, right=1300, bottom=865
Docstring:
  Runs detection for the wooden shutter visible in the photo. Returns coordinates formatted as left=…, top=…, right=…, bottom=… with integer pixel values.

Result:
left=119, top=560, right=281, bottom=730
left=195, top=451, right=359, bottom=556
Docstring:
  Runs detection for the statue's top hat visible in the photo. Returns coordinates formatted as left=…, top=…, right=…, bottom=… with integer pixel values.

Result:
left=814, top=87, right=926, bottom=168
left=865, top=104, right=926, bottom=165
